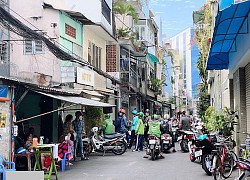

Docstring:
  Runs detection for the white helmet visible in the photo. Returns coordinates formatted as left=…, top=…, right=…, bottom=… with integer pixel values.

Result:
left=164, top=114, right=169, bottom=119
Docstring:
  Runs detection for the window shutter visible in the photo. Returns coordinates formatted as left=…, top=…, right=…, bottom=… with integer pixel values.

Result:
left=25, top=40, right=33, bottom=54
left=35, top=40, right=43, bottom=54
left=99, top=48, right=101, bottom=70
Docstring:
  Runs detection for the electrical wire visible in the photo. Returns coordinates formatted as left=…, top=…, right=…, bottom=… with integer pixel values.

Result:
left=0, top=2, right=121, bottom=84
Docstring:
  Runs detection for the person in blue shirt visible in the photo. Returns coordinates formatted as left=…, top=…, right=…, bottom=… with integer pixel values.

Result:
left=128, top=110, right=138, bottom=149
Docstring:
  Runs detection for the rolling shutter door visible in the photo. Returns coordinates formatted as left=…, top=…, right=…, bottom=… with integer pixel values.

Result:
left=245, top=63, right=250, bottom=133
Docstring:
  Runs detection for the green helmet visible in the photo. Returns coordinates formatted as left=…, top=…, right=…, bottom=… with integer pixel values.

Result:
left=153, top=114, right=158, bottom=120
left=138, top=112, right=144, bottom=117
left=104, top=114, right=110, bottom=119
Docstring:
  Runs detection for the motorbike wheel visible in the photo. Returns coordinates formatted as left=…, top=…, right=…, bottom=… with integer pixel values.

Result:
left=230, top=151, right=237, bottom=168
left=201, top=154, right=213, bottom=176
left=190, top=153, right=196, bottom=162
left=151, top=149, right=156, bottom=161
left=180, top=140, right=189, bottom=152
left=112, top=140, right=127, bottom=155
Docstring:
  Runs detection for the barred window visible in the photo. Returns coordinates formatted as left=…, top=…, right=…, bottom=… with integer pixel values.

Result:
left=102, top=0, right=111, bottom=24
left=24, top=39, right=44, bottom=55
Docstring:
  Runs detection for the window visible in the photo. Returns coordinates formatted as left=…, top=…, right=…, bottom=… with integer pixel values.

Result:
left=88, top=41, right=102, bottom=69
left=135, top=26, right=146, bottom=41
left=24, top=39, right=44, bottom=55
left=98, top=47, right=102, bottom=69
left=65, top=24, right=76, bottom=39
left=88, top=41, right=92, bottom=64
left=102, top=0, right=111, bottom=24
left=0, top=42, right=7, bottom=63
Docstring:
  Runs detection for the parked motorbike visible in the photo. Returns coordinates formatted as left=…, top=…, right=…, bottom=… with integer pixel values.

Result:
left=235, top=158, right=250, bottom=180
left=179, top=130, right=194, bottom=152
left=146, top=135, right=161, bottom=161
left=161, top=133, right=173, bottom=152
left=172, top=123, right=179, bottom=142
left=88, top=127, right=127, bottom=155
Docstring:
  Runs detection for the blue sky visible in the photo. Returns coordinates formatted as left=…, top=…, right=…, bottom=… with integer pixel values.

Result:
left=150, top=0, right=206, bottom=39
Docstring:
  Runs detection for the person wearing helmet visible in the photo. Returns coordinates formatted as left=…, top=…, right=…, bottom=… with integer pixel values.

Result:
left=162, top=114, right=176, bottom=153
left=103, top=114, right=115, bottom=135
left=115, top=111, right=123, bottom=132
left=133, top=112, right=145, bottom=152
left=129, top=109, right=138, bottom=149
left=143, top=114, right=165, bottom=158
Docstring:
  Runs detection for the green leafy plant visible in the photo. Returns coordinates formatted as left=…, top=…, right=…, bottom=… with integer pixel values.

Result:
left=193, top=2, right=212, bottom=118
left=113, top=0, right=138, bottom=24
left=150, top=77, right=165, bottom=95
left=85, top=107, right=103, bottom=134
left=203, top=107, right=236, bottom=136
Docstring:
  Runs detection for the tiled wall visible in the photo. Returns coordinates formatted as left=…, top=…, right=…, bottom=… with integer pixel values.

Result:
left=106, top=45, right=117, bottom=72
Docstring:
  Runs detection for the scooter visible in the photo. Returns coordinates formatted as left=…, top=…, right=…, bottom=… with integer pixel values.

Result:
left=172, top=123, right=179, bottom=142
left=179, top=129, right=194, bottom=152
left=88, top=127, right=127, bottom=156
left=161, top=133, right=173, bottom=152
left=235, top=158, right=250, bottom=180
left=146, top=135, right=161, bottom=161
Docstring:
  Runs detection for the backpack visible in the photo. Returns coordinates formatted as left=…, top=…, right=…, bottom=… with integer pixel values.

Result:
left=162, top=121, right=170, bottom=134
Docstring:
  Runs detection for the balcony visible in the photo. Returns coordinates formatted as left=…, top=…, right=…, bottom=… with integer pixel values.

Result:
left=120, top=67, right=137, bottom=89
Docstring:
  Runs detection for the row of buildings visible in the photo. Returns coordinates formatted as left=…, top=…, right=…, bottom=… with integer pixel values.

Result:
left=0, top=0, right=170, bottom=159
left=197, top=0, right=250, bottom=148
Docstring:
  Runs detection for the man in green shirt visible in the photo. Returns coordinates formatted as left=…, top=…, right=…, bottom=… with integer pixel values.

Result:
left=143, top=114, right=164, bottom=158
left=133, top=112, right=145, bottom=151
left=103, top=114, right=115, bottom=135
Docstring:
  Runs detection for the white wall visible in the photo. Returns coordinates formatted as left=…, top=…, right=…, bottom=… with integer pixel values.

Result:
left=10, top=1, right=61, bottom=84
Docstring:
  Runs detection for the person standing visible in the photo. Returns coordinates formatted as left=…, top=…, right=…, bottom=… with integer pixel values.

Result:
left=128, top=110, right=138, bottom=149
left=134, top=112, right=144, bottom=152
left=179, top=111, right=191, bottom=130
left=120, top=108, right=129, bottom=143
left=72, top=111, right=85, bottom=161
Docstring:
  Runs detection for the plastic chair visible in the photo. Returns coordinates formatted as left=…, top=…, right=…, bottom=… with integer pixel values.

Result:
left=61, top=146, right=74, bottom=172
left=0, top=155, right=16, bottom=180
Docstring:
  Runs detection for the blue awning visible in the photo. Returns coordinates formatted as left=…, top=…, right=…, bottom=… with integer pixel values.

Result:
left=207, top=1, right=250, bottom=70
left=147, top=53, right=159, bottom=65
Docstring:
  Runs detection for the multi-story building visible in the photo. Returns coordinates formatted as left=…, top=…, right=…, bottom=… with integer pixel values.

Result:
left=168, top=28, right=201, bottom=113
left=0, top=0, right=118, bottom=159
left=206, top=0, right=250, bottom=147
left=114, top=0, right=162, bottom=119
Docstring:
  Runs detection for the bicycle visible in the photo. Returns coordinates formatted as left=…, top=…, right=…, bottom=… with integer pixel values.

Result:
left=212, top=136, right=236, bottom=180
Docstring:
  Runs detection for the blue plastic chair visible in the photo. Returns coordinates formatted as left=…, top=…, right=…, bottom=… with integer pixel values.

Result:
left=0, top=155, right=16, bottom=180
left=61, top=146, right=74, bottom=172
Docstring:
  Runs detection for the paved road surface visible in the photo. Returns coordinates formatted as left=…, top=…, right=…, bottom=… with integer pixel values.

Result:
left=57, top=147, right=239, bottom=180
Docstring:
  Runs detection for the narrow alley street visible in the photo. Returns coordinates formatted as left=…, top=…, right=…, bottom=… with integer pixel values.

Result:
left=58, top=148, right=237, bottom=180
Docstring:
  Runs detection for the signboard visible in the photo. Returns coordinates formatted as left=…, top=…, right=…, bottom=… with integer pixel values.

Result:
left=61, top=66, right=75, bottom=83
left=76, top=67, right=94, bottom=86
left=0, top=85, right=8, bottom=98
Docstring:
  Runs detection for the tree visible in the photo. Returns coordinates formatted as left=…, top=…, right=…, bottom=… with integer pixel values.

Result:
left=113, top=0, right=138, bottom=38
left=193, top=3, right=212, bottom=118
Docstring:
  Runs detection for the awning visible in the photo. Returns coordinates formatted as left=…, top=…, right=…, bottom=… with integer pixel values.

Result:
left=147, top=53, right=159, bottom=65
left=34, top=91, right=115, bottom=107
left=207, top=1, right=250, bottom=70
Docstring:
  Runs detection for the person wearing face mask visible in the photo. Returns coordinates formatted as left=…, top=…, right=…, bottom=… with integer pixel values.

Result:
left=72, top=111, right=85, bottom=161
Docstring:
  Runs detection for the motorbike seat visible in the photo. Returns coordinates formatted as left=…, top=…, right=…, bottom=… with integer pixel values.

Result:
left=214, top=143, right=224, bottom=147
left=241, top=144, right=246, bottom=148
left=104, top=133, right=123, bottom=139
